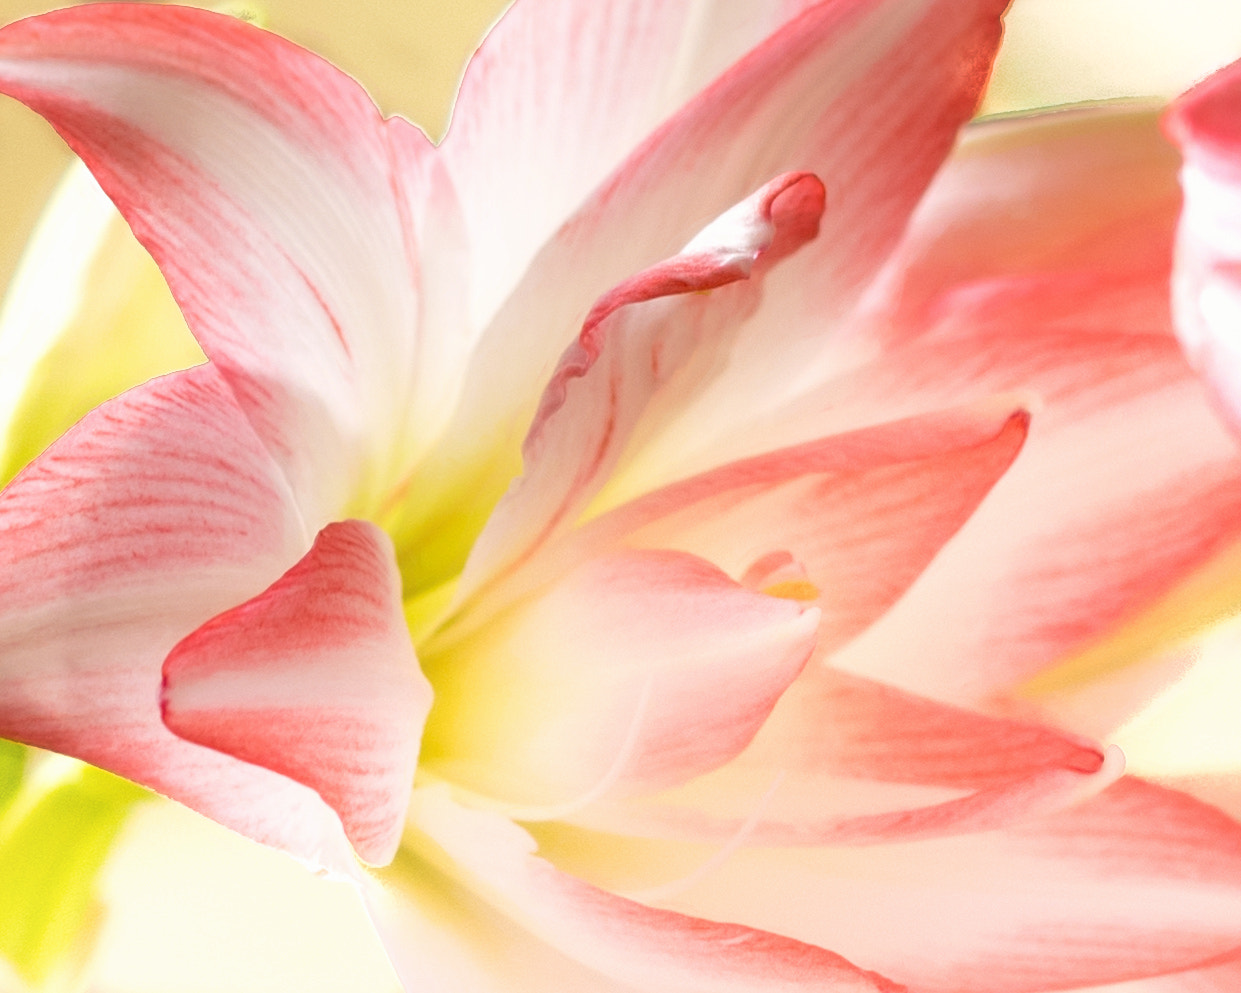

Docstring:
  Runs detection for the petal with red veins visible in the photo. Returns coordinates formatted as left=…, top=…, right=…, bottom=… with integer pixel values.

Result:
left=443, top=0, right=826, bottom=333
left=634, top=107, right=1187, bottom=488
left=817, top=331, right=1241, bottom=701
left=677, top=108, right=1241, bottom=702
left=476, top=0, right=1007, bottom=396
left=653, top=778, right=1241, bottom=993
left=162, top=519, right=431, bottom=867
left=581, top=670, right=1116, bottom=848
left=456, top=171, right=825, bottom=598
left=0, top=365, right=354, bottom=869
left=402, top=787, right=901, bottom=993
left=0, top=5, right=429, bottom=524
left=1166, top=60, right=1241, bottom=433
left=395, top=0, right=1009, bottom=577
left=422, top=548, right=819, bottom=810
left=566, top=403, right=1028, bottom=660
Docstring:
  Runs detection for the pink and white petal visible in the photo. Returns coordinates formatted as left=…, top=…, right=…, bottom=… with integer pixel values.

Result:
left=663, top=109, right=1241, bottom=703
left=404, top=787, right=902, bottom=993
left=363, top=861, right=642, bottom=993
left=864, top=106, right=1181, bottom=350
left=812, top=328, right=1241, bottom=703
left=456, top=172, right=825, bottom=598
left=569, top=403, right=1027, bottom=661
left=581, top=670, right=1115, bottom=847
left=421, top=548, right=819, bottom=809
left=476, top=0, right=1008, bottom=389
left=629, top=106, right=1186, bottom=494
left=1166, top=60, right=1241, bottom=433
left=162, top=519, right=430, bottom=867
left=653, top=778, right=1241, bottom=993
left=394, top=0, right=1009, bottom=574
left=1069, top=955, right=1241, bottom=993
left=0, top=5, right=426, bottom=524
left=444, top=0, right=824, bottom=334
left=0, top=364, right=354, bottom=869
left=383, top=120, right=476, bottom=461
left=424, top=405, right=1026, bottom=812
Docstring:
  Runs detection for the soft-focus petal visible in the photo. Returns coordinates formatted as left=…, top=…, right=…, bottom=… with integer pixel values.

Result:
left=423, top=548, right=819, bottom=808
left=691, top=107, right=1241, bottom=704
left=1166, top=59, right=1241, bottom=433
left=162, top=520, right=431, bottom=866
left=586, top=670, right=1115, bottom=847
left=827, top=328, right=1241, bottom=702
left=362, top=868, right=637, bottom=993
left=0, top=5, right=431, bottom=524
left=648, top=778, right=1241, bottom=993
left=1070, top=955, right=1241, bottom=993
left=403, top=787, right=902, bottom=993
left=0, top=365, right=351, bottom=868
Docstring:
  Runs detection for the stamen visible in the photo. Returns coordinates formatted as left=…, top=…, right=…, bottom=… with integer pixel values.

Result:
left=762, top=579, right=821, bottom=602
left=741, top=550, right=820, bottom=602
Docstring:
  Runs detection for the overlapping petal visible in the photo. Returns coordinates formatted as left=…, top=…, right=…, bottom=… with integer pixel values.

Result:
left=578, top=779, right=1241, bottom=993
left=3, top=2, right=1241, bottom=992
left=389, top=0, right=1010, bottom=588
left=583, top=670, right=1118, bottom=848
left=163, top=519, right=431, bottom=866
left=0, top=5, right=435, bottom=525
left=675, top=107, right=1241, bottom=704
left=423, top=547, right=819, bottom=809
left=456, top=170, right=825, bottom=599
left=0, top=365, right=353, bottom=868
left=403, top=787, right=902, bottom=993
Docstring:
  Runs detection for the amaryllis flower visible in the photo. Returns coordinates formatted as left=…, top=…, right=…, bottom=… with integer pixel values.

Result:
left=2, top=1, right=1241, bottom=991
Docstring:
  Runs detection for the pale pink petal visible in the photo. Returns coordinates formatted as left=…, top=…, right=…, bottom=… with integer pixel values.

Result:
left=1166, top=60, right=1241, bottom=433
left=864, top=107, right=1182, bottom=350
left=457, top=172, right=825, bottom=598
left=0, top=365, right=353, bottom=868
left=674, top=108, right=1241, bottom=703
left=1068, top=954, right=1241, bottom=993
left=162, top=520, right=430, bottom=867
left=444, top=0, right=825, bottom=333
left=405, top=787, right=902, bottom=993
left=425, top=404, right=1026, bottom=813
left=652, top=778, right=1241, bottom=993
left=582, top=670, right=1116, bottom=848
left=394, top=0, right=1009, bottom=581
left=0, top=6, right=431, bottom=525
left=422, top=549, right=818, bottom=808
left=474, top=0, right=1007, bottom=388
left=362, top=865, right=644, bottom=993
left=821, top=339, right=1241, bottom=704
left=566, top=403, right=1029, bottom=659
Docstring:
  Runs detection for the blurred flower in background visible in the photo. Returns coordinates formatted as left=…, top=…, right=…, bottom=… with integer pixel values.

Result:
left=0, top=2, right=1240, bottom=992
